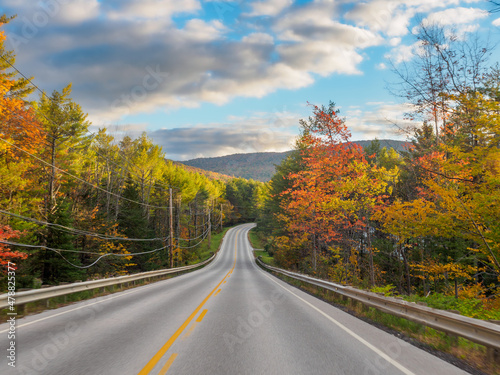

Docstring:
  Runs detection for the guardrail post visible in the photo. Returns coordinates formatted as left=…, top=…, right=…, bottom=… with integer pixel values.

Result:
left=446, top=333, right=459, bottom=347
left=360, top=302, right=369, bottom=313
left=487, top=347, right=499, bottom=363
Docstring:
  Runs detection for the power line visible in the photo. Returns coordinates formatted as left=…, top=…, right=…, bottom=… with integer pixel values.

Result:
left=176, top=226, right=211, bottom=249
left=0, top=239, right=170, bottom=269
left=0, top=100, right=176, bottom=198
left=0, top=54, right=53, bottom=103
left=0, top=57, right=224, bottom=269
left=0, top=239, right=101, bottom=255
left=0, top=55, right=181, bottom=194
left=0, top=209, right=168, bottom=242
left=0, top=137, right=170, bottom=210
left=0, top=206, right=217, bottom=269
left=0, top=99, right=174, bottom=210
left=57, top=244, right=170, bottom=269
left=175, top=225, right=210, bottom=242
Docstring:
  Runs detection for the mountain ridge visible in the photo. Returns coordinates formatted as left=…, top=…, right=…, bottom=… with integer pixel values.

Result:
left=179, top=139, right=409, bottom=182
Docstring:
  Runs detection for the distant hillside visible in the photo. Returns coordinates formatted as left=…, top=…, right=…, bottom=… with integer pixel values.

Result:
left=179, top=139, right=409, bottom=182
left=172, top=161, right=233, bottom=182
left=180, top=152, right=291, bottom=182
left=353, top=139, right=409, bottom=152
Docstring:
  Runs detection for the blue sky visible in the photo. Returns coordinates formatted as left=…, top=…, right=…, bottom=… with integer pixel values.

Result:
left=1, top=0, right=499, bottom=160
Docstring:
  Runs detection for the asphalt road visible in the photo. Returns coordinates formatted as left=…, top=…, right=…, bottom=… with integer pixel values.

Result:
left=0, top=223, right=470, bottom=375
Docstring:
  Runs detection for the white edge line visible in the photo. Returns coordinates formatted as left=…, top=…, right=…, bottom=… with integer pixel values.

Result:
left=257, top=257, right=416, bottom=375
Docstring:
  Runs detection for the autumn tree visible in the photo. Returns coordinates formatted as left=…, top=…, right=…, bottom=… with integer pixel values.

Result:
left=0, top=225, right=27, bottom=269
left=0, top=21, right=45, bottom=215
left=376, top=78, right=500, bottom=296
left=128, top=132, right=167, bottom=219
left=35, top=84, right=90, bottom=217
left=0, top=19, right=238, bottom=286
left=276, top=103, right=387, bottom=283
left=255, top=147, right=305, bottom=237
left=0, top=15, right=33, bottom=99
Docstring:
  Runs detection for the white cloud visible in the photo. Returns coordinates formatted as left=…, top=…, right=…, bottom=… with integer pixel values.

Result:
left=385, top=41, right=423, bottom=64
left=181, top=19, right=227, bottom=41
left=346, top=102, right=415, bottom=140
left=3, top=0, right=493, bottom=129
left=15, top=0, right=382, bottom=121
left=421, top=7, right=488, bottom=26
left=273, top=1, right=338, bottom=37
left=146, top=111, right=300, bottom=160
left=387, top=6, right=489, bottom=66
left=270, top=1, right=383, bottom=77
left=278, top=42, right=364, bottom=76
left=344, top=0, right=414, bottom=37
left=0, top=0, right=101, bottom=28
left=276, top=18, right=382, bottom=47
left=344, top=1, right=486, bottom=38
left=248, top=0, right=293, bottom=17
left=494, top=18, right=500, bottom=27
left=242, top=33, right=274, bottom=44
left=52, top=0, right=101, bottom=25
left=389, top=37, right=401, bottom=46
left=106, top=0, right=201, bottom=21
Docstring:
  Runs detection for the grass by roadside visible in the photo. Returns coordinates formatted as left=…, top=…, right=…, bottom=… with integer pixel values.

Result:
left=404, top=293, right=500, bottom=321
left=254, top=250, right=275, bottom=265
left=248, top=227, right=266, bottom=249
left=248, top=227, right=275, bottom=266
left=370, top=284, right=500, bottom=321
left=188, top=225, right=234, bottom=265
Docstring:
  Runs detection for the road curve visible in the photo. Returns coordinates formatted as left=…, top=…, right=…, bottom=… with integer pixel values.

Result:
left=0, top=224, right=469, bottom=375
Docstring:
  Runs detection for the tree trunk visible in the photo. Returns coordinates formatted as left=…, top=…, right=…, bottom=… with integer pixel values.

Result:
left=402, top=248, right=412, bottom=295
left=48, top=138, right=57, bottom=216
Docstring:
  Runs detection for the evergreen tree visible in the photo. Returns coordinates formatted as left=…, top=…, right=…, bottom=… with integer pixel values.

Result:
left=36, top=200, right=84, bottom=284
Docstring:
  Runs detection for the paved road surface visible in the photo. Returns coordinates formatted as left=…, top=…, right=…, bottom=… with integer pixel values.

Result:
left=0, top=224, right=469, bottom=374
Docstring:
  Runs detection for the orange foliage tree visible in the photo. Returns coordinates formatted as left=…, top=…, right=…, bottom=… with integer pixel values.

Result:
left=0, top=225, right=27, bottom=269
left=0, top=22, right=45, bottom=215
left=279, top=103, right=387, bottom=284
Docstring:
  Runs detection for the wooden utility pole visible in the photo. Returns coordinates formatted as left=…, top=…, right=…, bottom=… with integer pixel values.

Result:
left=208, top=205, right=212, bottom=249
left=169, top=188, right=174, bottom=268
left=176, top=195, right=181, bottom=244
left=220, top=204, right=223, bottom=231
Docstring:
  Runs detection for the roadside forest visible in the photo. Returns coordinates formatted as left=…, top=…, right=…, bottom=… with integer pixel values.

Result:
left=0, top=18, right=262, bottom=289
left=2, top=13, right=500, bottom=320
left=256, top=24, right=500, bottom=317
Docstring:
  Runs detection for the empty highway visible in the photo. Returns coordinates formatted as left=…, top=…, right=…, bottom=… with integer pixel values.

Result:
left=0, top=224, right=469, bottom=375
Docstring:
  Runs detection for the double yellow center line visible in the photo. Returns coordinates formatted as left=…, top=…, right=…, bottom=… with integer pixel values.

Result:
left=138, top=230, right=239, bottom=375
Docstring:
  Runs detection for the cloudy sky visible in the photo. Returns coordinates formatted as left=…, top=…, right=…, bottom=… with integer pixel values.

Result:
left=1, top=0, right=499, bottom=160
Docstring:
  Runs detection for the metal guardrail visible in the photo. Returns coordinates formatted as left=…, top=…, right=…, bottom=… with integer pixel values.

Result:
left=0, top=254, right=216, bottom=310
left=257, top=258, right=500, bottom=352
